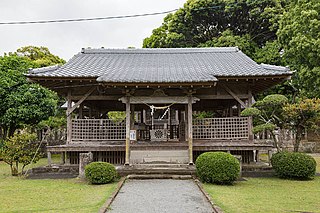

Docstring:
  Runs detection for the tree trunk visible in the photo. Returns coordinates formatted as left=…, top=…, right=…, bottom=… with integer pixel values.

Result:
left=21, top=164, right=26, bottom=175
left=8, top=126, right=16, bottom=138
left=1, top=127, right=8, bottom=140
left=294, top=126, right=303, bottom=152
left=11, top=162, right=19, bottom=176
left=271, top=131, right=280, bottom=152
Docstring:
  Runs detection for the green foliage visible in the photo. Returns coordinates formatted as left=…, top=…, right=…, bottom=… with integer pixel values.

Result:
left=255, top=94, right=288, bottom=107
left=85, top=162, right=117, bottom=184
left=37, top=113, right=66, bottom=130
left=271, top=152, right=316, bottom=180
left=193, top=111, right=215, bottom=119
left=199, top=30, right=258, bottom=58
left=195, top=152, right=240, bottom=185
left=144, top=0, right=286, bottom=49
left=253, top=123, right=277, bottom=134
left=107, top=111, right=126, bottom=123
left=0, top=132, right=41, bottom=176
left=0, top=46, right=63, bottom=139
left=143, top=0, right=303, bottom=99
left=283, top=98, right=320, bottom=151
left=14, top=46, right=65, bottom=68
left=277, top=0, right=320, bottom=98
left=254, top=40, right=283, bottom=65
left=241, top=94, right=288, bottom=150
left=240, top=107, right=261, bottom=117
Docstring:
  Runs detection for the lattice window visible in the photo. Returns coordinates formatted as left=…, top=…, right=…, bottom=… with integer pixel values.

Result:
left=193, top=117, right=249, bottom=140
left=71, top=119, right=126, bottom=141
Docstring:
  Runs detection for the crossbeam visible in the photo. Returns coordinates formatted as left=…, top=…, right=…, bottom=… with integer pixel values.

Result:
left=119, top=96, right=200, bottom=104
left=221, top=84, right=247, bottom=108
left=66, top=87, right=96, bottom=116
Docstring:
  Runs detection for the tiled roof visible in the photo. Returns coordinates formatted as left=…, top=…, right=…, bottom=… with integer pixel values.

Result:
left=27, top=47, right=292, bottom=83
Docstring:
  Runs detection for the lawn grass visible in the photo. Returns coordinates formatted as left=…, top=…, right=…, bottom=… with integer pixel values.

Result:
left=0, top=156, right=117, bottom=213
left=203, top=156, right=320, bottom=213
left=314, top=156, right=320, bottom=172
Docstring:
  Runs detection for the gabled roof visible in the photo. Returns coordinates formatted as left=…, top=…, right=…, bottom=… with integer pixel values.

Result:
left=27, top=47, right=292, bottom=83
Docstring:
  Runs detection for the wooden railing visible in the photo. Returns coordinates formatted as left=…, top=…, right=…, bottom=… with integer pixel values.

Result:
left=137, top=125, right=180, bottom=140
left=193, top=117, right=250, bottom=140
left=71, top=117, right=251, bottom=141
left=71, top=119, right=125, bottom=141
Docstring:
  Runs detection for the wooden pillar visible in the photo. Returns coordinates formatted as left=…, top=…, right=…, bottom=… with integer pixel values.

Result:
left=178, top=109, right=182, bottom=141
left=141, top=109, right=144, bottom=123
left=248, top=88, right=254, bottom=140
left=248, top=88, right=253, bottom=107
left=88, top=107, right=92, bottom=118
left=229, top=105, right=233, bottom=117
left=248, top=116, right=254, bottom=140
left=79, top=103, right=83, bottom=119
left=60, top=152, right=65, bottom=164
left=142, top=109, right=146, bottom=123
left=184, top=105, right=188, bottom=141
left=268, top=150, right=272, bottom=166
left=188, top=96, right=193, bottom=165
left=256, top=150, right=260, bottom=162
left=237, top=103, right=241, bottom=116
left=125, top=97, right=131, bottom=165
left=130, top=104, right=135, bottom=128
left=65, top=152, right=70, bottom=165
left=66, top=90, right=72, bottom=144
left=175, top=110, right=179, bottom=123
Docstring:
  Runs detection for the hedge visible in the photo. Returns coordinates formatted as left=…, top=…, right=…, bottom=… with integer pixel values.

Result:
left=85, top=162, right=117, bottom=184
left=271, top=152, right=316, bottom=180
left=195, top=152, right=240, bottom=184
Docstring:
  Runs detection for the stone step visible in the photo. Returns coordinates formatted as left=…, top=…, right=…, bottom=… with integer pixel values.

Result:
left=117, top=166, right=196, bottom=176
left=127, top=174, right=193, bottom=180
left=27, top=172, right=78, bottom=179
left=130, top=163, right=193, bottom=168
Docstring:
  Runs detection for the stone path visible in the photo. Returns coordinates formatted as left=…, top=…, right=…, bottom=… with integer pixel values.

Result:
left=109, top=179, right=214, bottom=213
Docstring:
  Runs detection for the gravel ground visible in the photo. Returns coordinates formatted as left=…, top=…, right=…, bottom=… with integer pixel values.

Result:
left=109, top=179, right=214, bottom=213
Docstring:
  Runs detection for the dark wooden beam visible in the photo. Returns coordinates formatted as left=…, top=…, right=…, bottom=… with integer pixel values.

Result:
left=67, top=87, right=96, bottom=116
left=220, top=84, right=247, bottom=108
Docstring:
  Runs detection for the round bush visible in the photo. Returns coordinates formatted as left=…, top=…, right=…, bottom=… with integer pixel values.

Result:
left=271, top=152, right=316, bottom=180
left=85, top=162, right=117, bottom=184
left=195, top=152, right=240, bottom=184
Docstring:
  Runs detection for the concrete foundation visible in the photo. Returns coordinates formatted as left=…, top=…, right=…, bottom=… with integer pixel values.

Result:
left=130, top=150, right=189, bottom=164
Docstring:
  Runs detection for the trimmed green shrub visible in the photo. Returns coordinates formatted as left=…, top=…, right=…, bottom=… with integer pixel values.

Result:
left=271, top=152, right=316, bottom=180
left=195, top=152, right=240, bottom=184
left=85, top=162, right=117, bottom=184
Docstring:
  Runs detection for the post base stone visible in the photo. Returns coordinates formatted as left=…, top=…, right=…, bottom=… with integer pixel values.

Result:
left=79, top=152, right=93, bottom=179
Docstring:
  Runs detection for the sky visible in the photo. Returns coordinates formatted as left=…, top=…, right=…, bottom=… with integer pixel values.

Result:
left=0, top=0, right=186, bottom=60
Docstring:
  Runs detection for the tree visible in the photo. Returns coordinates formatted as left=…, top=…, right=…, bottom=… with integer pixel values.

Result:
left=1, top=83, right=58, bottom=138
left=283, top=98, right=320, bottom=152
left=277, top=0, right=320, bottom=98
left=13, top=46, right=65, bottom=68
left=199, top=29, right=258, bottom=58
left=0, top=132, right=41, bottom=176
left=0, top=46, right=64, bottom=139
left=143, top=0, right=297, bottom=98
left=143, top=0, right=287, bottom=51
left=241, top=94, right=288, bottom=150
